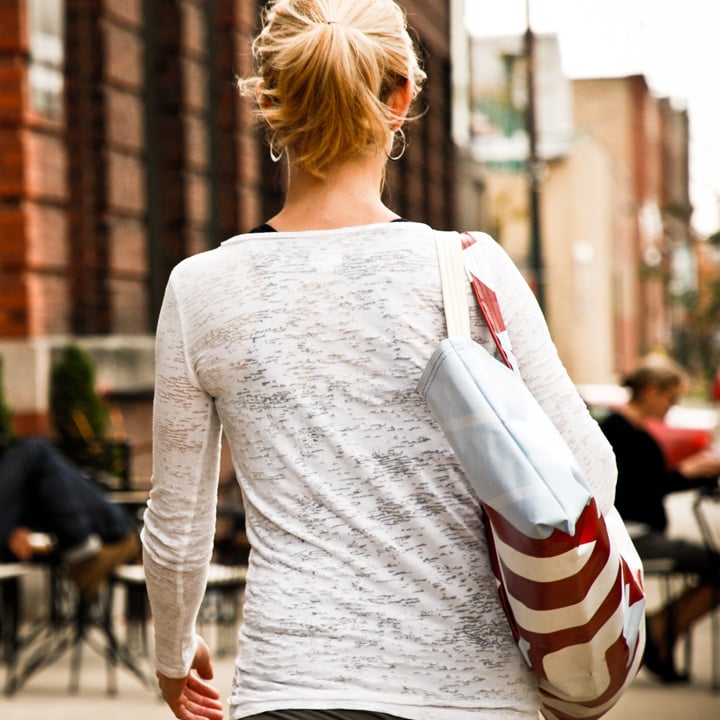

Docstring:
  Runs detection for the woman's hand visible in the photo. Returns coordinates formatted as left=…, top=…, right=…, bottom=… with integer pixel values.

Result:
left=157, top=636, right=225, bottom=720
left=9, top=527, right=34, bottom=560
left=677, top=449, right=720, bottom=479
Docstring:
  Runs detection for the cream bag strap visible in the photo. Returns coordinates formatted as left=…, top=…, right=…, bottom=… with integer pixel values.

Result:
left=433, top=230, right=471, bottom=340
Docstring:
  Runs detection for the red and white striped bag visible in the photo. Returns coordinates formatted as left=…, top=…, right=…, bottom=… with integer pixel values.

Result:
left=417, top=231, right=646, bottom=720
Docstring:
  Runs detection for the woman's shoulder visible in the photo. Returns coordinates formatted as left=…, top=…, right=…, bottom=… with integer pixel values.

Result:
left=168, top=245, right=226, bottom=281
left=600, top=409, right=626, bottom=427
left=170, top=230, right=268, bottom=276
left=599, top=410, right=642, bottom=441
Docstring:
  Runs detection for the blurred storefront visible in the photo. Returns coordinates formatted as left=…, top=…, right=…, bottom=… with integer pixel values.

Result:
left=467, top=32, right=695, bottom=385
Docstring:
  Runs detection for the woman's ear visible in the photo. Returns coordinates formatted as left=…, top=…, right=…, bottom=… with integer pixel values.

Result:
left=387, top=79, right=413, bottom=131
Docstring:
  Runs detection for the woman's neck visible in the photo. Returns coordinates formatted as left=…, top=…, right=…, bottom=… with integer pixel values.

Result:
left=267, top=153, right=399, bottom=231
left=619, top=401, right=648, bottom=427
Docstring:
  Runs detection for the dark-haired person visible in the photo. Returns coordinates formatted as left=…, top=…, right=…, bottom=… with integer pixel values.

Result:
left=141, top=2, right=618, bottom=719
left=0, top=437, right=140, bottom=599
left=600, top=354, right=720, bottom=683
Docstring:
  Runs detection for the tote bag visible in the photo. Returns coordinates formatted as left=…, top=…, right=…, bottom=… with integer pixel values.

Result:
left=416, top=231, right=646, bottom=720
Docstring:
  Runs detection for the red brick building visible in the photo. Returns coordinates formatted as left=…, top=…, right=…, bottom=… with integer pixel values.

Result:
left=0, top=0, right=455, bottom=481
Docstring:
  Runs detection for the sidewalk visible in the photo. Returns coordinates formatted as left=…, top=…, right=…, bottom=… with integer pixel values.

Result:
left=1, top=640, right=718, bottom=720
left=3, top=592, right=718, bottom=720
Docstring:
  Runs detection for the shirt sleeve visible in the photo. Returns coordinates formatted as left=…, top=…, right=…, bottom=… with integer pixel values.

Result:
left=471, top=234, right=617, bottom=514
left=141, top=274, right=223, bottom=678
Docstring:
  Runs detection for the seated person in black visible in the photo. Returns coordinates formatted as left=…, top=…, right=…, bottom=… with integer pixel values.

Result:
left=600, top=354, right=720, bottom=683
left=0, top=436, right=140, bottom=599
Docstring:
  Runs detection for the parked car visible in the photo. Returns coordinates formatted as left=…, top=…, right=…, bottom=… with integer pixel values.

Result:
left=576, top=383, right=718, bottom=468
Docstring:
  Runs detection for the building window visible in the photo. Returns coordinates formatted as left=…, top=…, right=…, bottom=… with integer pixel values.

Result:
left=27, top=0, right=64, bottom=118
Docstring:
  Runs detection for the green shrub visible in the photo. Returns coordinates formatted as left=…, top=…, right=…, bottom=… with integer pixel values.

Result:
left=49, top=345, right=109, bottom=448
left=49, top=345, right=130, bottom=486
left=0, top=356, right=14, bottom=446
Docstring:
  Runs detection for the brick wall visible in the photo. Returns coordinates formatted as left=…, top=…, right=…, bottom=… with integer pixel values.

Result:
left=0, top=0, right=456, bottom=464
left=0, top=2, right=30, bottom=338
left=385, top=0, right=455, bottom=228
left=572, top=76, right=689, bottom=369
left=0, top=0, right=455, bottom=340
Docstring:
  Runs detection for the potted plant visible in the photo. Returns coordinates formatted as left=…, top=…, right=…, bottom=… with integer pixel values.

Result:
left=49, top=345, right=128, bottom=487
left=0, top=355, right=15, bottom=450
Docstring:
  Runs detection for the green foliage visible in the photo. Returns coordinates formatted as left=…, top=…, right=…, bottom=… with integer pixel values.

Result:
left=49, top=345, right=109, bottom=447
left=49, top=345, right=130, bottom=487
left=673, top=278, right=720, bottom=383
left=662, top=202, right=692, bottom=222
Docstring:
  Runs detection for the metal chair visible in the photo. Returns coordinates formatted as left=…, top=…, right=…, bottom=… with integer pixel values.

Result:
left=624, top=518, right=696, bottom=678
left=197, top=563, right=248, bottom=655
left=642, top=556, right=694, bottom=677
left=4, top=559, right=153, bottom=696
left=0, top=563, right=28, bottom=694
left=111, top=561, right=247, bottom=659
left=693, top=487, right=720, bottom=691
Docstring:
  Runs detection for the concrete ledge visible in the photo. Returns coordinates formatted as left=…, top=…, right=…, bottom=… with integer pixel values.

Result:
left=0, top=335, right=155, bottom=415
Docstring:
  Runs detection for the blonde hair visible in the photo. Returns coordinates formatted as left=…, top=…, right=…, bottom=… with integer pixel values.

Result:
left=238, top=0, right=426, bottom=178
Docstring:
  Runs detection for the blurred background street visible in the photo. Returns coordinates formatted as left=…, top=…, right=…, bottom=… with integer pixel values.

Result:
left=2, top=1, right=720, bottom=719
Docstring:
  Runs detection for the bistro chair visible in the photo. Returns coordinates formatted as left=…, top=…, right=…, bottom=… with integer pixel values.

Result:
left=693, top=487, right=720, bottom=691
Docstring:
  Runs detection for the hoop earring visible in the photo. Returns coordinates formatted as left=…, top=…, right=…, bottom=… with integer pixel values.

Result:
left=269, top=134, right=283, bottom=163
left=387, top=128, right=407, bottom=161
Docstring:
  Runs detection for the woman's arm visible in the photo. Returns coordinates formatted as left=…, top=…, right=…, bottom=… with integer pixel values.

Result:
left=142, top=275, right=223, bottom=679
left=468, top=234, right=617, bottom=514
left=677, top=451, right=720, bottom=484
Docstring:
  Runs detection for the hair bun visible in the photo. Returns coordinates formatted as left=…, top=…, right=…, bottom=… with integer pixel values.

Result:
left=238, top=0, right=426, bottom=179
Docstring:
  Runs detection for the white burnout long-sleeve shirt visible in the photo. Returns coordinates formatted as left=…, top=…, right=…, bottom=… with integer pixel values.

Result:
left=142, top=221, right=617, bottom=720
